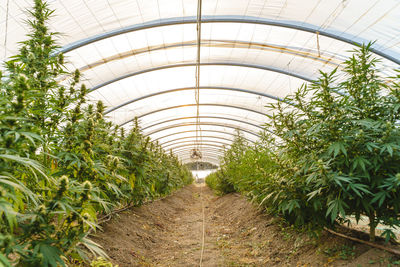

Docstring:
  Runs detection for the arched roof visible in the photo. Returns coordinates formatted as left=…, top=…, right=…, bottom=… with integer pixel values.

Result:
left=2, top=0, right=400, bottom=165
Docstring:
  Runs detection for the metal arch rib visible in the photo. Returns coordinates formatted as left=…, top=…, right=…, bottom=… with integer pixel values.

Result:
left=74, top=40, right=340, bottom=74
left=177, top=151, right=222, bottom=158
left=120, top=104, right=265, bottom=127
left=173, top=151, right=224, bottom=160
left=180, top=156, right=220, bottom=160
left=180, top=159, right=220, bottom=165
left=180, top=156, right=221, bottom=164
left=152, top=129, right=256, bottom=143
left=159, top=135, right=234, bottom=147
left=173, top=147, right=225, bottom=156
left=144, top=122, right=261, bottom=138
left=59, top=15, right=400, bottom=65
left=176, top=151, right=223, bottom=160
left=173, top=146, right=225, bottom=155
left=180, top=159, right=220, bottom=166
left=90, top=62, right=313, bottom=93
left=165, top=146, right=228, bottom=155
left=168, top=145, right=227, bottom=154
left=142, top=116, right=263, bottom=132
left=178, top=153, right=222, bottom=160
left=164, top=140, right=231, bottom=150
left=104, top=86, right=286, bottom=115
left=172, top=145, right=225, bottom=153
left=176, top=153, right=223, bottom=161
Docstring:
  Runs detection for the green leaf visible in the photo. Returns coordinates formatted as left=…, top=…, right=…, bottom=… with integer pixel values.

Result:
left=328, top=142, right=347, bottom=157
left=348, top=183, right=371, bottom=197
left=0, top=199, right=17, bottom=231
left=287, top=199, right=300, bottom=213
left=80, top=237, right=109, bottom=259
left=381, top=143, right=394, bottom=156
left=365, top=142, right=379, bottom=152
left=0, top=253, right=12, bottom=267
left=352, top=157, right=370, bottom=172
left=370, top=191, right=387, bottom=207
left=326, top=199, right=348, bottom=222
left=38, top=243, right=65, bottom=267
left=380, top=229, right=396, bottom=244
left=332, top=175, right=351, bottom=187
left=307, top=188, right=322, bottom=201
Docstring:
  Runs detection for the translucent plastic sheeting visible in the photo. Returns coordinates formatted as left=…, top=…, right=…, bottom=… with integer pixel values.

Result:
left=181, top=157, right=221, bottom=166
left=138, top=109, right=265, bottom=132
left=147, top=129, right=256, bottom=147
left=89, top=65, right=305, bottom=111
left=132, top=124, right=260, bottom=144
left=167, top=144, right=230, bottom=154
left=2, top=0, right=400, bottom=62
left=105, top=89, right=272, bottom=125
left=2, top=0, right=400, bottom=164
left=160, top=136, right=235, bottom=147
left=121, top=105, right=266, bottom=133
left=62, top=22, right=398, bottom=89
left=173, top=149, right=225, bottom=159
left=165, top=146, right=228, bottom=154
left=146, top=120, right=259, bottom=142
left=174, top=148, right=225, bottom=156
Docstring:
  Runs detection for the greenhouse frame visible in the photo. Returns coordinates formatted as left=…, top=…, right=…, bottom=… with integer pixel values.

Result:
left=3, top=0, right=399, bottom=165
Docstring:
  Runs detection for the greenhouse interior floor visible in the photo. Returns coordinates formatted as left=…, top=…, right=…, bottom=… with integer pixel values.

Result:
left=89, top=184, right=399, bottom=266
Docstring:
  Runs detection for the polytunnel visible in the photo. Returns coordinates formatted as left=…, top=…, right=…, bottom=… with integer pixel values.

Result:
left=2, top=0, right=400, bottom=166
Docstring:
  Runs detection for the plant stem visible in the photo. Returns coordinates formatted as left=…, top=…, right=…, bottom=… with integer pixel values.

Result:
left=369, top=212, right=376, bottom=242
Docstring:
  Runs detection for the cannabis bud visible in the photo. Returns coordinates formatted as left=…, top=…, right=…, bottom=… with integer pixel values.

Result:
left=83, top=140, right=92, bottom=150
left=87, top=104, right=94, bottom=115
left=59, top=175, right=69, bottom=191
left=88, top=118, right=95, bottom=127
left=82, top=180, right=93, bottom=191
left=80, top=84, right=87, bottom=96
left=74, top=69, right=81, bottom=83
left=58, top=53, right=64, bottom=64
left=0, top=234, right=12, bottom=248
left=96, top=100, right=105, bottom=114
left=37, top=204, right=47, bottom=215
left=82, top=212, right=90, bottom=220
left=0, top=186, right=6, bottom=197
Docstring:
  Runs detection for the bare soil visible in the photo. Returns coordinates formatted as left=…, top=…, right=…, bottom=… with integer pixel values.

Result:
left=90, top=184, right=399, bottom=266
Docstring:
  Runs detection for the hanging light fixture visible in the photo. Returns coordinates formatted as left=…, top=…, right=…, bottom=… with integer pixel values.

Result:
left=190, top=148, right=202, bottom=160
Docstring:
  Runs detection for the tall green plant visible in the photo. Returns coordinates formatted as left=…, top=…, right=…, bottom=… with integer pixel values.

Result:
left=208, top=44, right=400, bottom=242
left=0, top=0, right=193, bottom=264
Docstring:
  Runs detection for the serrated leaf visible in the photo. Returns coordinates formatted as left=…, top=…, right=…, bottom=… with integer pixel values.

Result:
left=370, top=191, right=387, bottom=207
left=38, top=243, right=65, bottom=267
left=0, top=253, right=12, bottom=267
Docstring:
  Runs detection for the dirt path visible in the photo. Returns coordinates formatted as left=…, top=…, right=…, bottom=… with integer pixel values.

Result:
left=91, top=184, right=398, bottom=266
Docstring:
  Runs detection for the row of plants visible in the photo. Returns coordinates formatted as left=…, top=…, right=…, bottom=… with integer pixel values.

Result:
left=206, top=43, right=400, bottom=243
left=0, top=1, right=192, bottom=266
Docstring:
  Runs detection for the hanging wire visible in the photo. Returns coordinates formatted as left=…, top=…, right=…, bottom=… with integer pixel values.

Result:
left=4, top=0, right=10, bottom=59
left=194, top=0, right=203, bottom=157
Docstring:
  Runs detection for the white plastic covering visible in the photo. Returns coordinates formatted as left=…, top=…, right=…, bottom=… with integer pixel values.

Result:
left=2, top=0, right=400, bottom=165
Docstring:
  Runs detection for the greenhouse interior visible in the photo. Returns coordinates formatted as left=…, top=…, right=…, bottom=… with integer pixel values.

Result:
left=1, top=0, right=400, bottom=266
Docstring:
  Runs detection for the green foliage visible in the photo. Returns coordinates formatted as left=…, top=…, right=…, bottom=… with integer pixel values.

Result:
left=207, top=44, right=400, bottom=242
left=323, top=244, right=355, bottom=260
left=0, top=0, right=193, bottom=265
left=90, top=257, right=118, bottom=267
left=205, top=171, right=235, bottom=195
